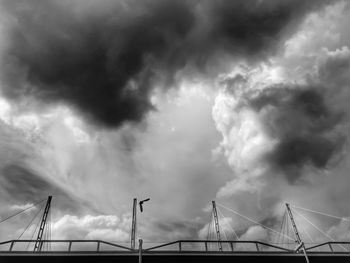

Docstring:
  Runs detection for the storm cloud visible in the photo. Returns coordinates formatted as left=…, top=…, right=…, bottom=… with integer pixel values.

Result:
left=249, top=87, right=344, bottom=183
left=0, top=0, right=330, bottom=127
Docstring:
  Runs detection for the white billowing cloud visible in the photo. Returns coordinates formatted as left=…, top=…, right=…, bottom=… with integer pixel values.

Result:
left=217, top=177, right=263, bottom=198
left=212, top=66, right=281, bottom=196
left=0, top=98, right=89, bottom=145
left=214, top=96, right=273, bottom=170
left=240, top=225, right=268, bottom=241
left=213, top=65, right=278, bottom=193
left=284, top=3, right=344, bottom=58
left=0, top=97, right=10, bottom=123
left=52, top=214, right=130, bottom=241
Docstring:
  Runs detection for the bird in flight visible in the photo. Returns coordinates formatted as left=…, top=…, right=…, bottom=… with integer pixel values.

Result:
left=139, top=198, right=150, bottom=212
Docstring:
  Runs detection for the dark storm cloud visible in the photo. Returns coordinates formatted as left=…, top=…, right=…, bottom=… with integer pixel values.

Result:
left=0, top=0, right=332, bottom=127
left=204, top=0, right=327, bottom=57
left=0, top=0, right=195, bottom=127
left=249, top=87, right=344, bottom=183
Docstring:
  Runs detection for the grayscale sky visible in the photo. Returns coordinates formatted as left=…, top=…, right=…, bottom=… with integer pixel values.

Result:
left=0, top=0, right=350, bottom=244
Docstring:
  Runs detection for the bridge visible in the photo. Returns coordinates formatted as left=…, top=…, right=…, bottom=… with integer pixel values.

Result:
left=0, top=196, right=350, bottom=262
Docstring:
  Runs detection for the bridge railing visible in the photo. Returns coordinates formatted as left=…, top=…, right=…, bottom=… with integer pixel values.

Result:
left=1, top=239, right=349, bottom=253
left=305, top=242, right=350, bottom=253
left=0, top=239, right=293, bottom=253
left=145, top=240, right=292, bottom=252
left=0, top=240, right=133, bottom=252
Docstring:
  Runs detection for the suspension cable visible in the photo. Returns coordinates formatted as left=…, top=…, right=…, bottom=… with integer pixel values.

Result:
left=296, top=214, right=320, bottom=251
left=206, top=211, right=214, bottom=250
left=48, top=208, right=52, bottom=251
left=217, top=209, right=230, bottom=250
left=220, top=223, right=229, bottom=241
left=282, top=211, right=288, bottom=247
left=294, top=211, right=321, bottom=254
left=293, top=209, right=348, bottom=252
left=280, top=210, right=285, bottom=245
left=291, top=205, right=350, bottom=222
left=0, top=199, right=46, bottom=225
left=276, top=209, right=286, bottom=245
left=44, top=223, right=48, bottom=251
left=209, top=213, right=215, bottom=241
left=284, top=210, right=291, bottom=247
left=217, top=207, right=240, bottom=240
left=17, top=203, right=45, bottom=240
left=217, top=203, right=295, bottom=241
left=25, top=207, right=44, bottom=251
left=25, top=216, right=41, bottom=251
left=286, top=212, right=291, bottom=249
left=206, top=211, right=213, bottom=240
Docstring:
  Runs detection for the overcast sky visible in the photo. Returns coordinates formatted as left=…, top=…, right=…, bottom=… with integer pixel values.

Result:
left=0, top=0, right=350, bottom=246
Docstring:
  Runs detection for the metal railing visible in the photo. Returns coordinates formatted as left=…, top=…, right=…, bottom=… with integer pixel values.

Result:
left=145, top=240, right=292, bottom=252
left=0, top=240, right=133, bottom=252
left=305, top=242, right=350, bottom=253
left=0, top=239, right=349, bottom=254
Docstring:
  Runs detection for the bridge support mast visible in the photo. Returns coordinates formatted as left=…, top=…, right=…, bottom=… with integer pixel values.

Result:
left=34, top=195, right=52, bottom=252
left=131, top=198, right=137, bottom=250
left=286, top=203, right=310, bottom=263
left=212, top=201, right=223, bottom=252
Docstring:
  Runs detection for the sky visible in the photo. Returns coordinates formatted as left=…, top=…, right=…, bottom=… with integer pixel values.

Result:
left=0, top=0, right=350, bottom=247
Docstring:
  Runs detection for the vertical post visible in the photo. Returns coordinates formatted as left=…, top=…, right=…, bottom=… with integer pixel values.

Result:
left=34, top=196, right=52, bottom=252
left=138, top=239, right=143, bottom=263
left=212, top=201, right=223, bottom=252
left=328, top=243, right=333, bottom=253
left=131, top=198, right=137, bottom=250
left=255, top=243, right=260, bottom=251
left=229, top=242, right=234, bottom=252
left=285, top=203, right=310, bottom=263
left=9, top=241, right=14, bottom=252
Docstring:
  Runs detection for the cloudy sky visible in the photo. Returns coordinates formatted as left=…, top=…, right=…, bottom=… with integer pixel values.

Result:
left=0, top=0, right=350, bottom=246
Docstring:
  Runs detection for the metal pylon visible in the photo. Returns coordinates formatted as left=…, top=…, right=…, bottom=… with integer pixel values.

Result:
left=131, top=198, right=137, bottom=250
left=286, top=203, right=310, bottom=263
left=33, top=196, right=52, bottom=252
left=212, top=201, right=223, bottom=252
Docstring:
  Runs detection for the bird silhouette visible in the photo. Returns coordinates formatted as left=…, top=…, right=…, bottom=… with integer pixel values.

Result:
left=139, top=198, right=150, bottom=212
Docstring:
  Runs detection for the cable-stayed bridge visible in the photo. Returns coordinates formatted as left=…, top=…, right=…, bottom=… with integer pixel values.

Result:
left=0, top=196, right=349, bottom=263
